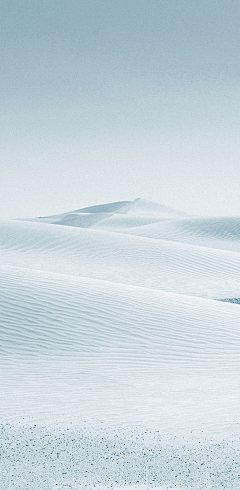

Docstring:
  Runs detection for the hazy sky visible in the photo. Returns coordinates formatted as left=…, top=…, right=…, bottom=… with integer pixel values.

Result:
left=1, top=0, right=240, bottom=219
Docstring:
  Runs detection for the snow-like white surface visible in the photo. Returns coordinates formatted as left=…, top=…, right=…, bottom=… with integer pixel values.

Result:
left=128, top=215, right=240, bottom=252
left=1, top=199, right=240, bottom=489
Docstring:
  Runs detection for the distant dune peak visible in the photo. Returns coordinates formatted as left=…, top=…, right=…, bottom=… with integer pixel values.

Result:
left=122, top=198, right=188, bottom=217
left=72, top=198, right=187, bottom=218
left=22, top=198, right=188, bottom=230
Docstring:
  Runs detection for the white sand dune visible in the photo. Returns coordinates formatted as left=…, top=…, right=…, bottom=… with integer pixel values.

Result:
left=127, top=215, right=240, bottom=252
left=1, top=218, right=240, bottom=299
left=1, top=265, right=240, bottom=364
left=1, top=199, right=240, bottom=489
left=26, top=198, right=188, bottom=229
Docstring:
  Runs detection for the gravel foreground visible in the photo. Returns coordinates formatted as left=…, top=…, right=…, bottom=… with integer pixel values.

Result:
left=1, top=423, right=240, bottom=490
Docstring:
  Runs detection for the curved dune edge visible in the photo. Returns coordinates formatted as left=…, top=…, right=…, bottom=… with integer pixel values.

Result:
left=1, top=264, right=240, bottom=364
left=1, top=218, right=240, bottom=299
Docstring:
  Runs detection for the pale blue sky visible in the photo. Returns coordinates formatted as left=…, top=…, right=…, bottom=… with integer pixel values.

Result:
left=1, top=0, right=240, bottom=218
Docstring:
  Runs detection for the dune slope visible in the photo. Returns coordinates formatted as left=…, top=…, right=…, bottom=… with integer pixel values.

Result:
left=1, top=199, right=240, bottom=489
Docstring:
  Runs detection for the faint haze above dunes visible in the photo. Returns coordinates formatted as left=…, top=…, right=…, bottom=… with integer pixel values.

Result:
left=1, top=1, right=240, bottom=219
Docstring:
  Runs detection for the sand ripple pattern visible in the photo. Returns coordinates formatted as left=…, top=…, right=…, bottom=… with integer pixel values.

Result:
left=1, top=218, right=240, bottom=298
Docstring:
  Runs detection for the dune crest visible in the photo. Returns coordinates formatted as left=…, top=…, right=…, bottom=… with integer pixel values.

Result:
left=23, top=198, right=188, bottom=229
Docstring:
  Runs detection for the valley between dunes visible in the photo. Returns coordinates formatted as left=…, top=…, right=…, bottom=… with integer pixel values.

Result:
left=1, top=198, right=240, bottom=489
